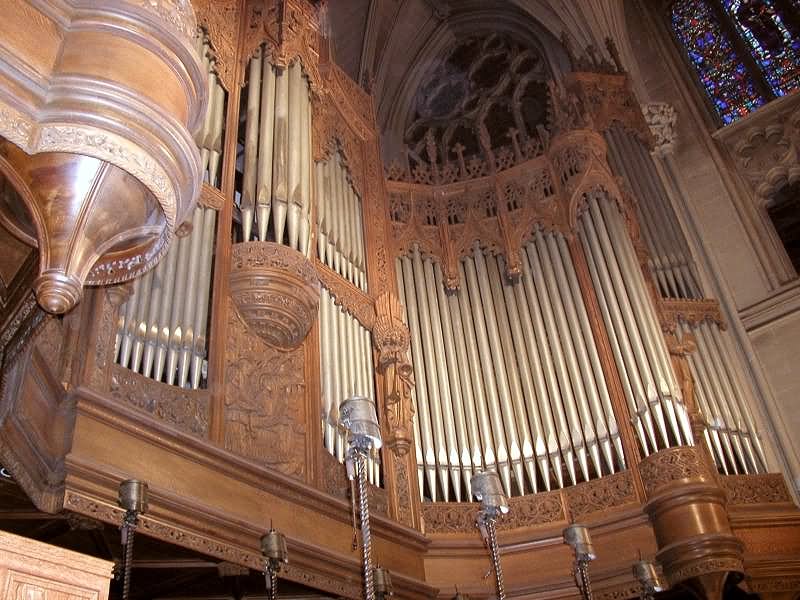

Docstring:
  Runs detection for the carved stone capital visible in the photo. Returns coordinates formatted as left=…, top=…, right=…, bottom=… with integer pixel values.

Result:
left=643, top=102, right=677, bottom=157
left=713, top=93, right=800, bottom=201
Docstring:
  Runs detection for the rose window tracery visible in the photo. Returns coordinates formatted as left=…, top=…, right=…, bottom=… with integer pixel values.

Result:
left=397, top=33, right=551, bottom=181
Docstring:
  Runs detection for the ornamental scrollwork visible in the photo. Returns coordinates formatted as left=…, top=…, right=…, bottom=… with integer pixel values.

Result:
left=639, top=446, right=715, bottom=497
left=193, top=0, right=240, bottom=92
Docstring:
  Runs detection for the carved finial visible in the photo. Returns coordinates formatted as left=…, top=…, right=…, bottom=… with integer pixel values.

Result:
left=452, top=143, right=467, bottom=178
left=507, top=127, right=522, bottom=162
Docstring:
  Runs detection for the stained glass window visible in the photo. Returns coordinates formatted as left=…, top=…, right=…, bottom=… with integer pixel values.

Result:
left=671, top=0, right=767, bottom=124
left=670, top=0, right=799, bottom=125
left=722, top=0, right=800, bottom=96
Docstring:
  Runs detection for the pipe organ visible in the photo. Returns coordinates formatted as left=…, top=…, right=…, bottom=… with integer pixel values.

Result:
left=577, top=193, right=691, bottom=455
left=237, top=50, right=312, bottom=255
left=316, top=152, right=368, bottom=291
left=603, top=124, right=768, bottom=475
left=114, top=31, right=224, bottom=390
left=195, top=31, right=228, bottom=190
left=1, top=5, right=799, bottom=600
left=397, top=233, right=625, bottom=501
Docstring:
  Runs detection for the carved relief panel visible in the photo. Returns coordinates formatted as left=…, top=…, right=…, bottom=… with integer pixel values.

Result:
left=224, top=299, right=307, bottom=479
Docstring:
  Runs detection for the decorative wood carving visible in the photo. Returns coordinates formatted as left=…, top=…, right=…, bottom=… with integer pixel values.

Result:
left=229, top=242, right=320, bottom=350
left=639, top=445, right=716, bottom=497
left=565, top=71, right=653, bottom=147
left=564, top=470, right=637, bottom=521
left=386, top=126, right=628, bottom=288
left=244, top=0, right=322, bottom=92
left=315, top=260, right=375, bottom=329
left=224, top=299, right=307, bottom=478
left=109, top=365, right=210, bottom=438
left=193, top=0, right=240, bottom=92
left=641, top=446, right=744, bottom=590
left=722, top=474, right=794, bottom=505
left=199, top=182, right=226, bottom=210
left=421, top=489, right=564, bottom=534
left=63, top=490, right=364, bottom=600
left=659, top=298, right=725, bottom=333
left=373, top=292, right=414, bottom=455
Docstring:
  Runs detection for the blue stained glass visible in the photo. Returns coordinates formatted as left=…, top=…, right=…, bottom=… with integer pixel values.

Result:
left=671, top=0, right=767, bottom=124
left=722, top=0, right=800, bottom=96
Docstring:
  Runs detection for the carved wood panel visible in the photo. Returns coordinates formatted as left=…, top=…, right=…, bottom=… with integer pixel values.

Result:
left=224, top=299, right=307, bottom=479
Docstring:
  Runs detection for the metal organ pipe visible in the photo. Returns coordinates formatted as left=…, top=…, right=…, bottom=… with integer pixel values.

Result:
left=579, top=192, right=690, bottom=459
left=396, top=232, right=618, bottom=501
left=238, top=52, right=311, bottom=253
left=115, top=33, right=222, bottom=390
left=315, top=152, right=367, bottom=291
left=605, top=125, right=768, bottom=475
left=318, top=289, right=379, bottom=484
left=115, top=205, right=218, bottom=390
left=194, top=31, right=226, bottom=189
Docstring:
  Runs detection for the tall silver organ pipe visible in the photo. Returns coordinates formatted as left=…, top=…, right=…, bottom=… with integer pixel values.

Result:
left=238, top=50, right=312, bottom=256
left=397, top=234, right=623, bottom=502
left=115, top=205, right=218, bottom=389
left=578, top=192, right=691, bottom=456
left=318, top=288, right=380, bottom=485
left=605, top=125, right=768, bottom=474
left=316, top=152, right=368, bottom=291
left=604, top=126, right=700, bottom=299
left=194, top=30, right=227, bottom=190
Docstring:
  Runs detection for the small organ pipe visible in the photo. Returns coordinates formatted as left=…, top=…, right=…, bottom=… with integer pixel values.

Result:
left=455, top=262, right=499, bottom=475
left=287, top=61, right=303, bottom=249
left=257, top=61, right=276, bottom=241
left=582, top=198, right=668, bottom=448
left=557, top=236, right=623, bottom=469
left=299, top=74, right=311, bottom=256
left=579, top=212, right=659, bottom=452
left=208, top=81, right=226, bottom=188
left=242, top=49, right=262, bottom=242
left=116, top=207, right=216, bottom=390
left=513, top=259, right=559, bottom=489
left=497, top=254, right=549, bottom=484
left=546, top=232, right=612, bottom=473
left=596, top=198, right=686, bottom=446
left=272, top=65, right=289, bottom=245
left=473, top=247, right=524, bottom=494
left=526, top=240, right=583, bottom=485
left=519, top=252, right=569, bottom=487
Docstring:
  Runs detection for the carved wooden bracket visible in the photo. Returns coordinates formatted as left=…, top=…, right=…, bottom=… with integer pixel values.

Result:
left=193, top=0, right=241, bottom=92
left=659, top=298, right=725, bottom=334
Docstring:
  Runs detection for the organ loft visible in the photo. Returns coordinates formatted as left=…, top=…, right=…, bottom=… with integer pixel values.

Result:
left=0, top=0, right=799, bottom=599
